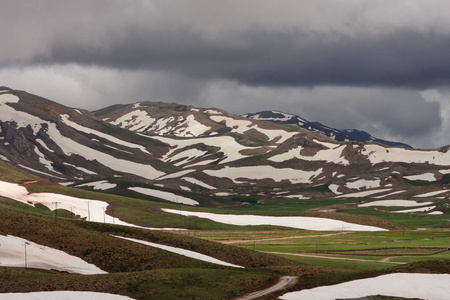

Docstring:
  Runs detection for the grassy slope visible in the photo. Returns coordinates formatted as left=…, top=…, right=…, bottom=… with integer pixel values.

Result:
left=0, top=162, right=449, bottom=299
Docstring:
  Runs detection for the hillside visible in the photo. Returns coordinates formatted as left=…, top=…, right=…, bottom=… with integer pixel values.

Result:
left=0, top=88, right=450, bottom=206
left=0, top=88, right=448, bottom=299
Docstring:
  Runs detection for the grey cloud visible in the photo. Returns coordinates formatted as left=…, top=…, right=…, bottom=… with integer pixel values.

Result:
left=3, top=1, right=450, bottom=89
left=27, top=22, right=450, bottom=90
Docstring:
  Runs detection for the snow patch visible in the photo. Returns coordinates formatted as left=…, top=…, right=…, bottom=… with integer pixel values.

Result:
left=114, top=236, right=243, bottom=268
left=359, top=200, right=433, bottom=207
left=280, top=273, right=450, bottom=300
left=77, top=180, right=117, bottom=190
left=204, top=165, right=322, bottom=184
left=0, top=292, right=134, bottom=300
left=404, top=173, right=436, bottom=181
left=162, top=209, right=387, bottom=231
left=0, top=234, right=106, bottom=274
left=182, top=177, right=216, bottom=190
left=128, top=187, right=199, bottom=205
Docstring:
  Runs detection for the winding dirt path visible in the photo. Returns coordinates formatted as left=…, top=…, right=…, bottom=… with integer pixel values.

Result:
left=233, top=276, right=298, bottom=300
left=261, top=251, right=406, bottom=264
left=220, top=231, right=351, bottom=244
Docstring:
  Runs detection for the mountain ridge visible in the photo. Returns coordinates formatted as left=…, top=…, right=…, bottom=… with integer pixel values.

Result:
left=0, top=88, right=449, bottom=203
left=242, top=110, right=412, bottom=148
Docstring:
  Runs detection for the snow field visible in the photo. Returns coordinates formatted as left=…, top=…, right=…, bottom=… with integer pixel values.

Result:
left=393, top=206, right=436, bottom=213
left=414, top=190, right=450, bottom=197
left=151, top=135, right=255, bottom=164
left=182, top=177, right=216, bottom=189
left=111, top=109, right=157, bottom=132
left=173, top=114, right=211, bottom=137
left=359, top=200, right=433, bottom=207
left=161, top=209, right=387, bottom=231
left=345, top=178, right=381, bottom=190
left=113, top=236, right=243, bottom=268
left=363, top=144, right=450, bottom=166
left=165, top=148, right=208, bottom=165
left=404, top=173, right=436, bottom=181
left=77, top=180, right=117, bottom=190
left=280, top=273, right=450, bottom=300
left=210, top=115, right=297, bottom=143
left=0, top=93, right=19, bottom=104
left=0, top=103, right=164, bottom=179
left=268, top=143, right=349, bottom=165
left=128, top=187, right=199, bottom=205
left=0, top=292, right=134, bottom=300
left=335, top=188, right=392, bottom=199
left=0, top=180, right=182, bottom=230
left=61, top=114, right=151, bottom=154
left=0, top=234, right=106, bottom=274
left=203, top=165, right=322, bottom=184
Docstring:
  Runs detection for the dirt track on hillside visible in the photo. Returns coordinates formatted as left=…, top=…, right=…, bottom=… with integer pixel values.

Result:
left=220, top=231, right=351, bottom=244
left=232, top=276, right=298, bottom=300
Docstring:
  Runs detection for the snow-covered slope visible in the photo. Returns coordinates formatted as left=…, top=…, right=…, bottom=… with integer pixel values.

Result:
left=1, top=88, right=450, bottom=202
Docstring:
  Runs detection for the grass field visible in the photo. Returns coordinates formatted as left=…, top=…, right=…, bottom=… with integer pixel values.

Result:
left=0, top=172, right=449, bottom=299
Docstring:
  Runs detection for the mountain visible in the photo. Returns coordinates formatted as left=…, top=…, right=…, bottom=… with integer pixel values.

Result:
left=242, top=110, right=412, bottom=148
left=0, top=88, right=449, bottom=202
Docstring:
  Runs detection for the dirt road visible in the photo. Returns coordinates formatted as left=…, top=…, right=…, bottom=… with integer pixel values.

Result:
left=261, top=251, right=406, bottom=264
left=233, top=276, right=298, bottom=300
left=221, top=231, right=351, bottom=244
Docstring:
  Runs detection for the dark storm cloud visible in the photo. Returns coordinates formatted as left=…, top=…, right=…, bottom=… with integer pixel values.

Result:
left=2, top=0, right=450, bottom=148
left=37, top=26, right=450, bottom=90
left=2, top=1, right=450, bottom=90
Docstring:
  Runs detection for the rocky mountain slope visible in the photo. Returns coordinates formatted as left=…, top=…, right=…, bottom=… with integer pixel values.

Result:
left=0, top=88, right=449, bottom=204
left=242, top=110, right=412, bottom=148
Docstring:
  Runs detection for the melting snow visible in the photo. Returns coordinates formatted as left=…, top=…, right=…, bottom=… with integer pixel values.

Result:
left=0, top=292, right=134, bottom=300
left=393, top=206, right=436, bottom=213
left=0, top=180, right=182, bottom=230
left=373, top=190, right=406, bottom=199
left=280, top=273, right=450, bottom=300
left=414, top=190, right=450, bottom=198
left=36, top=138, right=54, bottom=153
left=114, top=236, right=243, bottom=268
left=182, top=177, right=216, bottom=190
left=204, top=166, right=322, bottom=184
left=61, top=114, right=151, bottom=154
left=151, top=135, right=254, bottom=164
left=210, top=115, right=297, bottom=143
left=345, top=178, right=381, bottom=190
left=404, top=173, right=436, bottom=181
left=77, top=180, right=117, bottom=190
left=269, top=144, right=349, bottom=165
left=359, top=200, right=433, bottom=207
left=0, top=93, right=19, bottom=104
left=335, top=188, right=392, bottom=199
left=0, top=234, right=106, bottom=274
left=363, top=144, right=450, bottom=166
left=162, top=209, right=387, bottom=231
left=128, top=187, right=199, bottom=205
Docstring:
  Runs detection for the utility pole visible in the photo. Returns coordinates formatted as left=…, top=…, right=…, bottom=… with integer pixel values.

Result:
left=69, top=206, right=75, bottom=218
left=103, top=207, right=106, bottom=223
left=85, top=201, right=91, bottom=221
left=112, top=207, right=115, bottom=225
left=23, top=242, right=30, bottom=269
left=52, top=201, right=61, bottom=222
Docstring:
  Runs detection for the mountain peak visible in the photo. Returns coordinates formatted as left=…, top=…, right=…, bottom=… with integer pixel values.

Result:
left=243, top=110, right=412, bottom=148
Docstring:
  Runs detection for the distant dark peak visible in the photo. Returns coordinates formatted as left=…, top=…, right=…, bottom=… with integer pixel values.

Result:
left=0, top=86, right=12, bottom=91
left=244, top=110, right=412, bottom=148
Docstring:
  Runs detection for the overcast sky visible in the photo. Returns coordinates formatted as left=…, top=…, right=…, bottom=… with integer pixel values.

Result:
left=2, top=0, right=450, bottom=148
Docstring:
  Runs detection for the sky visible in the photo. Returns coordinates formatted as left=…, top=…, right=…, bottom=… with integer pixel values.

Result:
left=1, top=1, right=450, bottom=149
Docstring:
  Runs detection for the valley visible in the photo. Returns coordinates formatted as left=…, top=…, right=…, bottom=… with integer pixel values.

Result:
left=0, top=88, right=448, bottom=299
